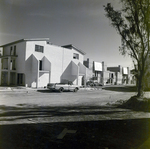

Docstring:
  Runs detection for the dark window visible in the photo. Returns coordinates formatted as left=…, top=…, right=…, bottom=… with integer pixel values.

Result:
left=10, top=46, right=13, bottom=55
left=73, top=53, right=79, bottom=59
left=111, top=73, right=114, bottom=78
left=39, top=60, right=42, bottom=70
left=10, top=46, right=16, bottom=55
left=14, top=46, right=16, bottom=55
left=35, top=45, right=44, bottom=53
left=17, top=73, right=23, bottom=85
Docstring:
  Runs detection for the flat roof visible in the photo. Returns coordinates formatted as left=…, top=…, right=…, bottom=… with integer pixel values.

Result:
left=0, top=38, right=50, bottom=47
left=0, top=39, right=86, bottom=55
left=62, top=44, right=86, bottom=55
left=107, top=66, right=121, bottom=72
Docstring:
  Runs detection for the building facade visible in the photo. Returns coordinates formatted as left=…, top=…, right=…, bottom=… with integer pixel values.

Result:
left=83, top=58, right=106, bottom=85
left=84, top=58, right=132, bottom=85
left=0, top=38, right=87, bottom=87
left=107, top=65, right=130, bottom=85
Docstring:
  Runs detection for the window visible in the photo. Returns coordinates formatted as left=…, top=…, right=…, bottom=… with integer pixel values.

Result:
left=17, top=73, right=24, bottom=85
left=10, top=46, right=16, bottom=55
left=35, top=45, right=44, bottom=53
left=73, top=53, right=79, bottom=59
left=10, top=46, right=13, bottom=55
left=109, top=73, right=114, bottom=79
left=39, top=60, right=42, bottom=70
left=14, top=46, right=16, bottom=55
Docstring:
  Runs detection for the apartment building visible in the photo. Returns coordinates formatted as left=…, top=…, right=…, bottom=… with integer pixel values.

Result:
left=83, top=58, right=106, bottom=85
left=84, top=58, right=131, bottom=85
left=0, top=38, right=87, bottom=87
left=107, top=65, right=130, bottom=85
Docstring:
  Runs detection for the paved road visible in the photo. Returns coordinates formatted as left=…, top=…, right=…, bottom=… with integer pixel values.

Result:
left=0, top=87, right=150, bottom=148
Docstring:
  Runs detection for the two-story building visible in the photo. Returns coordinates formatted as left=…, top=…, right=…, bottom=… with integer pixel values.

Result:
left=0, top=38, right=87, bottom=87
left=107, top=65, right=130, bottom=85
left=83, top=58, right=132, bottom=85
left=83, top=58, right=106, bottom=85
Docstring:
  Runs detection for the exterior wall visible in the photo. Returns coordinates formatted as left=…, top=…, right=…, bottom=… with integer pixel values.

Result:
left=83, top=58, right=105, bottom=85
left=106, top=66, right=122, bottom=85
left=39, top=73, right=49, bottom=87
left=25, top=41, right=63, bottom=87
left=106, top=66, right=132, bottom=85
left=84, top=59, right=132, bottom=86
left=63, top=47, right=84, bottom=85
left=30, top=55, right=38, bottom=87
left=46, top=45, right=63, bottom=84
left=3, top=42, right=26, bottom=73
left=0, top=39, right=133, bottom=87
left=122, top=67, right=130, bottom=84
left=0, top=39, right=86, bottom=87
left=117, top=72, right=122, bottom=84
left=84, top=58, right=93, bottom=81
left=0, top=42, right=26, bottom=86
left=103, top=63, right=108, bottom=85
left=15, top=42, right=26, bottom=74
left=71, top=48, right=84, bottom=65
left=25, top=41, right=85, bottom=87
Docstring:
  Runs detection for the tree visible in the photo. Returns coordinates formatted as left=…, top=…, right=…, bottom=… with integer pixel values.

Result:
left=104, top=0, right=150, bottom=97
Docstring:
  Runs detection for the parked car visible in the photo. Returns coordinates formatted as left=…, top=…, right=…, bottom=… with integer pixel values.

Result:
left=47, top=82, right=79, bottom=92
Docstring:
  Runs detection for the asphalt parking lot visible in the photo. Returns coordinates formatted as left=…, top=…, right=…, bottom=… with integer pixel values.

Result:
left=0, top=86, right=150, bottom=149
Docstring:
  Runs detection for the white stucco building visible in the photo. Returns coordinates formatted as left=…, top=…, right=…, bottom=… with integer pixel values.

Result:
left=83, top=58, right=132, bottom=85
left=0, top=38, right=87, bottom=87
left=83, top=58, right=105, bottom=85
left=107, top=66, right=130, bottom=85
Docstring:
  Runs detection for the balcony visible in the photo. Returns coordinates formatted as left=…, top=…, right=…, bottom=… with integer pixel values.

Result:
left=0, top=55, right=17, bottom=72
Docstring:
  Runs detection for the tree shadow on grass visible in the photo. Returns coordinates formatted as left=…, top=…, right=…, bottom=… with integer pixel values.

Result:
left=0, top=105, right=129, bottom=121
left=0, top=117, right=150, bottom=149
left=0, top=104, right=150, bottom=149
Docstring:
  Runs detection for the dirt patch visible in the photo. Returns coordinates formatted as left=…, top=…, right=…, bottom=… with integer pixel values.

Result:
left=118, top=96, right=150, bottom=112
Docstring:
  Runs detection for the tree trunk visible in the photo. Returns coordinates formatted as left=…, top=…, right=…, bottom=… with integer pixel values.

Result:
left=137, top=71, right=144, bottom=97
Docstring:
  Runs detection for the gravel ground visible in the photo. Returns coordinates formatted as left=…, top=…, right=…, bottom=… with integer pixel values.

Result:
left=0, top=86, right=137, bottom=107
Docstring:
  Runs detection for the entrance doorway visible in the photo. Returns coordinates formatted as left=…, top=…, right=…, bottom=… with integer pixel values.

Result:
left=17, top=73, right=24, bottom=85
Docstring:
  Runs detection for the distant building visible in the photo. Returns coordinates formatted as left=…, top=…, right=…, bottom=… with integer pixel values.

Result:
left=0, top=38, right=87, bottom=87
left=83, top=58, right=105, bottom=85
left=107, top=65, right=131, bottom=85
left=84, top=58, right=133, bottom=85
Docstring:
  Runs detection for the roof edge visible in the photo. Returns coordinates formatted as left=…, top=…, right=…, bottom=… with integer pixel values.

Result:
left=0, top=38, right=50, bottom=47
left=62, top=44, right=86, bottom=55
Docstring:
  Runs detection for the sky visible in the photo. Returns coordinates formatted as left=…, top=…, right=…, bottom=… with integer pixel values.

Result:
left=0, top=0, right=133, bottom=68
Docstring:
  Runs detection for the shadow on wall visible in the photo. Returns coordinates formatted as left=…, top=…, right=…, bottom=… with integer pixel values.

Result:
left=60, top=61, right=78, bottom=84
left=25, top=55, right=33, bottom=87
left=25, top=55, right=51, bottom=87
